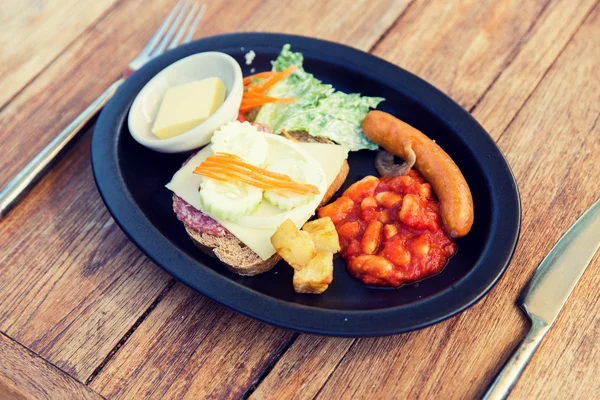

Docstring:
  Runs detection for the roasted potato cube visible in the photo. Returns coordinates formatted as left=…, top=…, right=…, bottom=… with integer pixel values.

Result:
left=293, top=251, right=334, bottom=294
left=271, top=219, right=316, bottom=270
left=302, top=217, right=341, bottom=253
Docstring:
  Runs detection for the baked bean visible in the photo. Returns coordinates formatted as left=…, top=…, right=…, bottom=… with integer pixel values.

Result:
left=318, top=196, right=354, bottom=223
left=322, top=172, right=457, bottom=287
left=361, top=221, right=382, bottom=254
left=375, top=191, right=403, bottom=208
left=343, top=176, right=379, bottom=201
left=338, top=221, right=361, bottom=238
left=411, top=233, right=431, bottom=257
left=361, top=208, right=380, bottom=222
left=362, top=111, right=474, bottom=238
left=378, top=210, right=391, bottom=223
left=383, top=224, right=398, bottom=239
left=419, top=183, right=432, bottom=199
left=399, top=194, right=420, bottom=225
left=383, top=237, right=411, bottom=267
left=346, top=239, right=361, bottom=256
left=361, top=196, right=378, bottom=210
left=349, top=255, right=394, bottom=278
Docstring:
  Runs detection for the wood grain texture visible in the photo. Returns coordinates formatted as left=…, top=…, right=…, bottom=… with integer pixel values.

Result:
left=250, top=0, right=598, bottom=397
left=472, top=0, right=598, bottom=137
left=0, top=0, right=411, bottom=191
left=0, top=333, right=104, bottom=400
left=90, top=284, right=293, bottom=399
left=1, top=0, right=599, bottom=398
left=239, top=0, right=412, bottom=51
left=249, top=335, right=354, bottom=400
left=0, top=0, right=118, bottom=109
left=0, top=0, right=412, bottom=391
left=373, top=0, right=550, bottom=110
left=0, top=131, right=172, bottom=381
left=497, top=6, right=600, bottom=397
left=311, top=3, right=600, bottom=399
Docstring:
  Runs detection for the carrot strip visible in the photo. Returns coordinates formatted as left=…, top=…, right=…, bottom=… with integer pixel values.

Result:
left=196, top=170, right=297, bottom=197
left=196, top=169, right=293, bottom=197
left=239, top=95, right=295, bottom=112
left=243, top=92, right=295, bottom=102
left=281, top=128, right=297, bottom=143
left=242, top=71, right=273, bottom=85
left=193, top=153, right=320, bottom=196
left=195, top=168, right=288, bottom=193
left=242, top=65, right=297, bottom=87
left=252, top=65, right=298, bottom=93
left=241, top=66, right=298, bottom=111
left=208, top=153, right=298, bottom=181
left=239, top=105, right=259, bottom=112
left=196, top=169, right=301, bottom=197
left=199, top=162, right=314, bottom=192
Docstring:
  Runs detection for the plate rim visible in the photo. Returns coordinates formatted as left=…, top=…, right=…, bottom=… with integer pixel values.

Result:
left=91, top=32, right=522, bottom=336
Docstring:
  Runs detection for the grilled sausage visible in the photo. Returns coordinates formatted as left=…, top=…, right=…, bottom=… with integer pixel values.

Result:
left=362, top=110, right=473, bottom=238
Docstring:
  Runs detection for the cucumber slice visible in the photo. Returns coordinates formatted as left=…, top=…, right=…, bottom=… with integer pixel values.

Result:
left=264, top=159, right=323, bottom=210
left=199, top=178, right=263, bottom=221
left=210, top=121, right=269, bottom=166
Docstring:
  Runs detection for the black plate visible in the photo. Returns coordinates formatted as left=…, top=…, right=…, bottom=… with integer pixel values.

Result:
left=91, top=33, right=521, bottom=336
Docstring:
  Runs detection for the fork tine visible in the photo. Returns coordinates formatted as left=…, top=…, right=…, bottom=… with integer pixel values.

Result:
left=150, top=0, right=191, bottom=57
left=138, top=0, right=186, bottom=59
left=183, top=3, right=206, bottom=44
left=168, top=2, right=199, bottom=50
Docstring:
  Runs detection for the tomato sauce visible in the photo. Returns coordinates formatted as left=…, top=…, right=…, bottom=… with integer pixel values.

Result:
left=318, top=170, right=457, bottom=287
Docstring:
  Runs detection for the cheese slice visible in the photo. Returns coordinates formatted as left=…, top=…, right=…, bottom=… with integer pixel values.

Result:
left=166, top=135, right=348, bottom=260
left=152, top=77, right=226, bottom=139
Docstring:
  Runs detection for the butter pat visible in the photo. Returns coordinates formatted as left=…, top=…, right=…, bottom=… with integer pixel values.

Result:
left=152, top=77, right=226, bottom=139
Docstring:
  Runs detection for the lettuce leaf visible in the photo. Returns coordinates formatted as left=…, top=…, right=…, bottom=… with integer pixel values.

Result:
left=254, top=44, right=384, bottom=151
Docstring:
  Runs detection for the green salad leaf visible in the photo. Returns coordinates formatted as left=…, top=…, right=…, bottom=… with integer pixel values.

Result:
left=254, top=44, right=384, bottom=151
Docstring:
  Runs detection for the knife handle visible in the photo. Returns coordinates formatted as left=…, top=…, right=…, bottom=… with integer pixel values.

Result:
left=482, top=316, right=550, bottom=400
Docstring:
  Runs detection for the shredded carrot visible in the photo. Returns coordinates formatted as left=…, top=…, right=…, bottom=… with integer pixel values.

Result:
left=195, top=169, right=293, bottom=197
left=240, top=96, right=295, bottom=112
left=243, top=65, right=297, bottom=88
left=239, top=97, right=295, bottom=112
left=193, top=153, right=319, bottom=197
left=195, top=167, right=313, bottom=197
left=240, top=65, right=299, bottom=111
left=281, top=128, right=297, bottom=143
left=204, top=153, right=290, bottom=179
left=242, top=93, right=295, bottom=103
left=203, top=153, right=310, bottom=186
left=253, top=65, right=298, bottom=93
left=242, top=71, right=273, bottom=85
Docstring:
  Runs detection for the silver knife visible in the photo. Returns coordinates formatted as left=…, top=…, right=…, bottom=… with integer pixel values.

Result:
left=483, top=199, right=600, bottom=400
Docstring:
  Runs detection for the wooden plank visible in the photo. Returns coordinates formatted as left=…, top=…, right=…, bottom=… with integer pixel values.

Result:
left=0, top=0, right=411, bottom=190
left=372, top=0, right=550, bottom=109
left=497, top=6, right=600, bottom=396
left=239, top=0, right=412, bottom=51
left=90, top=284, right=293, bottom=399
left=0, top=0, right=412, bottom=389
left=0, top=333, right=104, bottom=400
left=312, top=3, right=600, bottom=399
left=0, top=0, right=118, bottom=109
left=249, top=336, right=354, bottom=400
left=472, top=0, right=598, bottom=138
left=0, top=132, right=172, bottom=382
left=250, top=0, right=597, bottom=397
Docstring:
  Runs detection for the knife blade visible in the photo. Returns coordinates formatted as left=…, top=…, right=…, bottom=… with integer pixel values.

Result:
left=483, top=199, right=600, bottom=400
left=519, top=199, right=600, bottom=323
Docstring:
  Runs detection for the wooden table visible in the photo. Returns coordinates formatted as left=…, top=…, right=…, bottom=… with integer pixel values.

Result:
left=1, top=0, right=599, bottom=398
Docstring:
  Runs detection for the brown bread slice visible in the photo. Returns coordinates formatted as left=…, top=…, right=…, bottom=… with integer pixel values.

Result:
left=184, top=131, right=349, bottom=276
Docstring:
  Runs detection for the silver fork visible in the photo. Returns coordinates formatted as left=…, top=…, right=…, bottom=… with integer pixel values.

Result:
left=0, top=0, right=207, bottom=217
